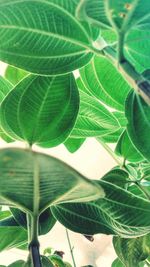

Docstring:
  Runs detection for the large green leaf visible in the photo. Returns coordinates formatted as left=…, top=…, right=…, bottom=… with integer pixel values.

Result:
left=51, top=171, right=150, bottom=238
left=10, top=208, right=56, bottom=235
left=0, top=148, right=104, bottom=214
left=0, top=74, right=79, bottom=147
left=125, top=91, right=150, bottom=161
left=78, top=56, right=130, bottom=111
left=113, top=235, right=150, bottom=267
left=115, top=130, right=144, bottom=163
left=0, top=0, right=98, bottom=75
left=70, top=91, right=120, bottom=138
left=5, top=65, right=28, bottom=85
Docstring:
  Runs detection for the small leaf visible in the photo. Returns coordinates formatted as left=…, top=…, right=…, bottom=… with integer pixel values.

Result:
left=5, top=65, right=28, bottom=85
left=125, top=91, right=150, bottom=161
left=8, top=261, right=26, bottom=267
left=0, top=74, right=79, bottom=147
left=64, top=137, right=85, bottom=153
left=111, top=258, right=124, bottom=267
left=0, top=148, right=104, bottom=214
left=115, top=130, right=144, bottom=162
left=113, top=234, right=150, bottom=267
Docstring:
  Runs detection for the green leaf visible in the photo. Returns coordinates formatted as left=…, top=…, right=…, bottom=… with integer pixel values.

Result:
left=125, top=91, right=150, bottom=161
left=97, top=128, right=123, bottom=143
left=0, top=0, right=97, bottom=75
left=0, top=76, right=14, bottom=143
left=0, top=73, right=79, bottom=147
left=115, top=130, right=144, bottom=163
left=112, top=258, right=124, bottom=267
left=76, top=0, right=111, bottom=29
left=113, top=234, right=150, bottom=267
left=101, top=168, right=128, bottom=188
left=71, top=91, right=120, bottom=138
left=5, top=65, right=28, bottom=85
left=64, top=137, right=85, bottom=153
left=79, top=56, right=130, bottom=111
left=0, top=212, right=27, bottom=251
left=10, top=208, right=56, bottom=235
left=0, top=148, right=104, bottom=214
left=8, top=261, right=26, bottom=267
left=51, top=174, right=150, bottom=238
left=41, top=256, right=54, bottom=267
left=49, top=255, right=65, bottom=267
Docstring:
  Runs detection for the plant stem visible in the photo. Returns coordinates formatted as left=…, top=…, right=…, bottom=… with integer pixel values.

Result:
left=97, top=138, right=122, bottom=166
left=65, top=228, right=77, bottom=267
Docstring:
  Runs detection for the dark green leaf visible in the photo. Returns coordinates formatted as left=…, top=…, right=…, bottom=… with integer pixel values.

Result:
left=10, top=208, right=56, bottom=235
left=0, top=74, right=79, bottom=147
left=113, top=234, right=150, bottom=267
left=125, top=91, right=150, bottom=161
left=0, top=0, right=97, bottom=75
left=0, top=148, right=104, bottom=214
left=115, top=130, right=144, bottom=162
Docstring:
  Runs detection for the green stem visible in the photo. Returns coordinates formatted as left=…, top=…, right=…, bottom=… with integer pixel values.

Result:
left=117, top=32, right=126, bottom=64
left=97, top=138, right=122, bottom=166
left=136, top=182, right=150, bottom=201
left=66, top=229, right=77, bottom=267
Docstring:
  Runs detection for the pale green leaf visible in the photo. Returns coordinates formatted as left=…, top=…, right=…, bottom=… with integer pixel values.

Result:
left=0, top=73, right=79, bottom=147
left=0, top=148, right=104, bottom=214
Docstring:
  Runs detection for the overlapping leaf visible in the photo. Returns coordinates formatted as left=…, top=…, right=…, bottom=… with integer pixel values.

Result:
left=115, top=130, right=144, bottom=162
left=64, top=137, right=85, bottom=153
left=0, top=0, right=99, bottom=75
left=70, top=91, right=120, bottom=138
left=77, top=0, right=150, bottom=71
left=125, top=91, right=150, bottom=161
left=0, top=74, right=79, bottom=147
left=0, top=148, right=104, bottom=214
left=78, top=55, right=130, bottom=111
left=51, top=170, right=150, bottom=238
left=5, top=65, right=28, bottom=85
left=0, top=211, right=27, bottom=251
left=113, top=234, right=150, bottom=267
